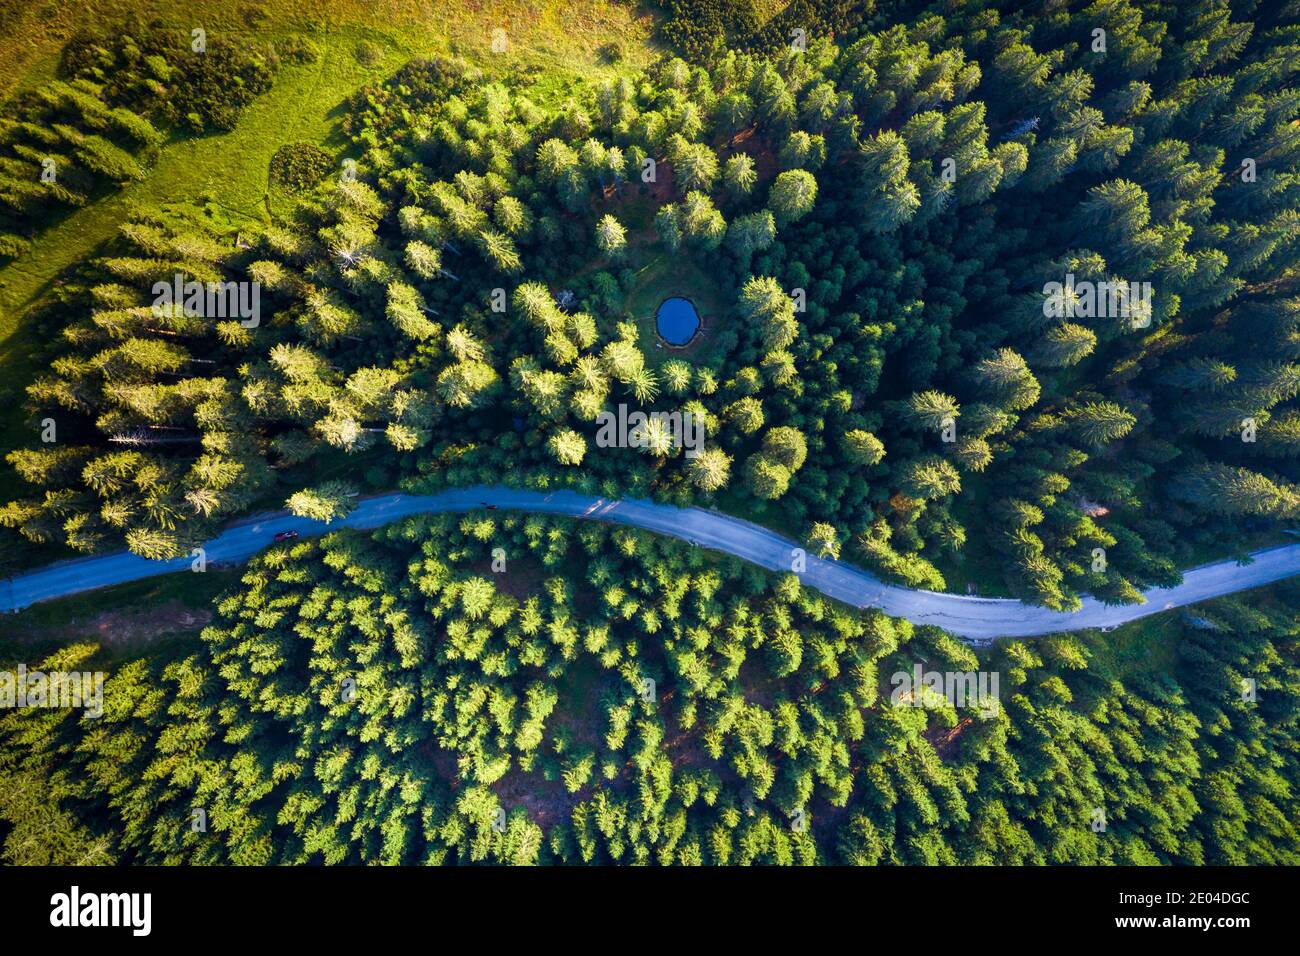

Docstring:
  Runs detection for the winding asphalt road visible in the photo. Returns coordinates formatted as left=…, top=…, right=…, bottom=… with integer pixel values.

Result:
left=2, top=487, right=1298, bottom=640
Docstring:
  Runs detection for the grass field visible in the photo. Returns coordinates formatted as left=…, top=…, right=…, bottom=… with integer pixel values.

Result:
left=623, top=251, right=729, bottom=365
left=0, top=568, right=239, bottom=664
left=1075, top=613, right=1183, bottom=683
left=0, top=1, right=658, bottom=98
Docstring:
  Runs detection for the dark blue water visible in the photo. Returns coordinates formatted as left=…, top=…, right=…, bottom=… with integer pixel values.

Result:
left=655, top=297, right=701, bottom=345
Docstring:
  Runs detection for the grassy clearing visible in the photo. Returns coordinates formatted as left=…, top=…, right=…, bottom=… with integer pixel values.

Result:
left=0, top=567, right=239, bottom=664
left=623, top=251, right=728, bottom=367
left=1073, top=612, right=1183, bottom=684
left=0, top=9, right=656, bottom=330
left=712, top=484, right=803, bottom=540
left=0, top=1, right=659, bottom=99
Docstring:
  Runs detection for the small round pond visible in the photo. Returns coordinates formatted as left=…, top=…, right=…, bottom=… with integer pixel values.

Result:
left=655, top=297, right=701, bottom=346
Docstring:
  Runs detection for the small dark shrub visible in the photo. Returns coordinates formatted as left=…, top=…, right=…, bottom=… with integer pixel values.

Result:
left=269, top=142, right=334, bottom=192
left=355, top=40, right=384, bottom=67
left=276, top=34, right=322, bottom=65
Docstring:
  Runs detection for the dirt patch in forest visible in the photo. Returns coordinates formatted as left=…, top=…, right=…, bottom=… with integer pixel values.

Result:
left=923, top=715, right=974, bottom=759
left=469, top=554, right=549, bottom=601
left=494, top=765, right=584, bottom=829
left=604, top=155, right=679, bottom=207
left=718, top=126, right=779, bottom=186
left=4, top=601, right=212, bottom=650
left=595, top=157, right=679, bottom=248
left=736, top=654, right=779, bottom=709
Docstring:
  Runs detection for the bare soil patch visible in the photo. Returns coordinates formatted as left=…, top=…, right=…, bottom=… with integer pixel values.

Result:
left=4, top=601, right=211, bottom=650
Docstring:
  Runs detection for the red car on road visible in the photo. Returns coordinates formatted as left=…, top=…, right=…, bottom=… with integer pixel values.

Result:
left=273, top=530, right=299, bottom=542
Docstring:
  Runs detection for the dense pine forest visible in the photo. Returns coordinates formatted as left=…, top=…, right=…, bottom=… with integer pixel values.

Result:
left=1, top=0, right=1298, bottom=865
left=3, top=515, right=1298, bottom=864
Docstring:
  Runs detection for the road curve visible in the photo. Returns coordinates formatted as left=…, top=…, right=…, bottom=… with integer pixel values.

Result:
left=2, top=486, right=1298, bottom=640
